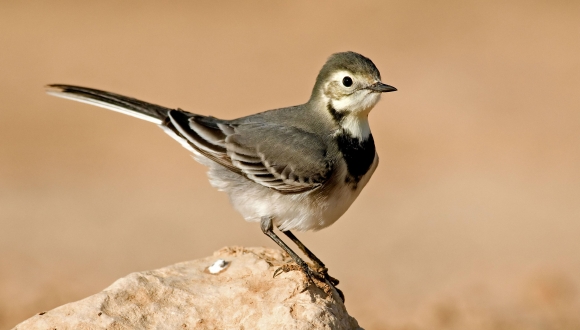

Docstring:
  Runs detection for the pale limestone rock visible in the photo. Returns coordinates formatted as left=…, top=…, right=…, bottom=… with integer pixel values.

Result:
left=14, top=247, right=361, bottom=330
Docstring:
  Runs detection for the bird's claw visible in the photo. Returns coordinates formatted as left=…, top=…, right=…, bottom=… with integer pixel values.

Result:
left=273, top=267, right=283, bottom=278
left=273, top=262, right=344, bottom=302
left=273, top=263, right=302, bottom=278
left=313, top=266, right=340, bottom=286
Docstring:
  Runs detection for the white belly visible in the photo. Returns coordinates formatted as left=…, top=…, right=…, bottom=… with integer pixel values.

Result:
left=214, top=153, right=379, bottom=232
left=300, top=153, right=379, bottom=231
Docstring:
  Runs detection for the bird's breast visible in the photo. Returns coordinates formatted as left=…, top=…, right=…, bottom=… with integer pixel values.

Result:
left=335, top=131, right=376, bottom=187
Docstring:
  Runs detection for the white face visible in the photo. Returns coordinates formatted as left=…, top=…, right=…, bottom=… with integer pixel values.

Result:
left=324, top=70, right=382, bottom=115
left=320, top=70, right=384, bottom=140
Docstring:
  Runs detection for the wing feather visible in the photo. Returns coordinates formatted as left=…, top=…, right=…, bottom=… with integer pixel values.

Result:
left=166, top=110, right=332, bottom=193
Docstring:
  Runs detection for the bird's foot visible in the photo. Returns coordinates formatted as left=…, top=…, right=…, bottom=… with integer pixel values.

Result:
left=273, top=262, right=345, bottom=302
left=313, top=266, right=340, bottom=286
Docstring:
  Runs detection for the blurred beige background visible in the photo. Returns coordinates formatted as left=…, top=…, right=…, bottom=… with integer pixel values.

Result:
left=1, top=1, right=579, bottom=329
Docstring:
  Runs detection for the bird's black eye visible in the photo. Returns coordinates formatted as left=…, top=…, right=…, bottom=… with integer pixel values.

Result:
left=342, top=76, right=353, bottom=87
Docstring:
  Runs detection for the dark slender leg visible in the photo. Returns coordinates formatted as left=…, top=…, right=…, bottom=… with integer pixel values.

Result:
left=282, top=230, right=339, bottom=286
left=282, top=230, right=325, bottom=268
left=260, top=217, right=317, bottom=284
left=261, top=217, right=344, bottom=302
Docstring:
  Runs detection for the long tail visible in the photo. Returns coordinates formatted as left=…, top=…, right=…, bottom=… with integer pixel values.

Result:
left=45, top=84, right=239, bottom=171
left=45, top=84, right=171, bottom=124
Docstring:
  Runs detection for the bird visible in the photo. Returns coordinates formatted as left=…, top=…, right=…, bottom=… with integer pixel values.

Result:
left=46, top=51, right=396, bottom=301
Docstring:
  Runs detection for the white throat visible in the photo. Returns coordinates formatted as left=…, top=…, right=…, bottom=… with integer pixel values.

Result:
left=341, top=114, right=371, bottom=140
left=330, top=92, right=380, bottom=140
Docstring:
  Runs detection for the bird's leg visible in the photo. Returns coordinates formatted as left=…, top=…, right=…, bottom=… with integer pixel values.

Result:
left=260, top=217, right=344, bottom=302
left=260, top=217, right=318, bottom=284
left=281, top=230, right=340, bottom=286
left=281, top=230, right=325, bottom=268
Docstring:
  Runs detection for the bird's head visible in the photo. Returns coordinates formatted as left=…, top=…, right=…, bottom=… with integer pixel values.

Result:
left=310, top=51, right=396, bottom=139
left=311, top=51, right=396, bottom=114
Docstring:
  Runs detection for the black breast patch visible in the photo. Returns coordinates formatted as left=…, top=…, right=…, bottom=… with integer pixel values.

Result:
left=336, top=130, right=376, bottom=185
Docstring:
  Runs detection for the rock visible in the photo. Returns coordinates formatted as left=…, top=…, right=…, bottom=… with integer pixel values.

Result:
left=13, top=247, right=361, bottom=330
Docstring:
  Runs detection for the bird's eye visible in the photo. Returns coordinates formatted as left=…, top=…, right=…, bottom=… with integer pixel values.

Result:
left=342, top=76, right=353, bottom=87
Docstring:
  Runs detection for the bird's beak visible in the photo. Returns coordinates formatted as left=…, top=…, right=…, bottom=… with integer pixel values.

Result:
left=368, top=82, right=397, bottom=93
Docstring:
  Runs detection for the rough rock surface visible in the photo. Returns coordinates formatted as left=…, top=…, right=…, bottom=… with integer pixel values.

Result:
left=14, top=247, right=361, bottom=330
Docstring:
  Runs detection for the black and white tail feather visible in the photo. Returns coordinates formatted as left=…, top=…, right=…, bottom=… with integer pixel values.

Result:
left=46, top=85, right=169, bottom=124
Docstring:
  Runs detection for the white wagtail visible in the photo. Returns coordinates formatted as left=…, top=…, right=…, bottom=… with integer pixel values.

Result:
left=46, top=51, right=396, bottom=300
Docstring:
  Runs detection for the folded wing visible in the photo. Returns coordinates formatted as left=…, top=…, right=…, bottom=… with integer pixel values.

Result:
left=167, top=110, right=332, bottom=193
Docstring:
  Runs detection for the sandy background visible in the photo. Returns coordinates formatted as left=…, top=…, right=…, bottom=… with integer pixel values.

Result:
left=1, top=1, right=579, bottom=329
